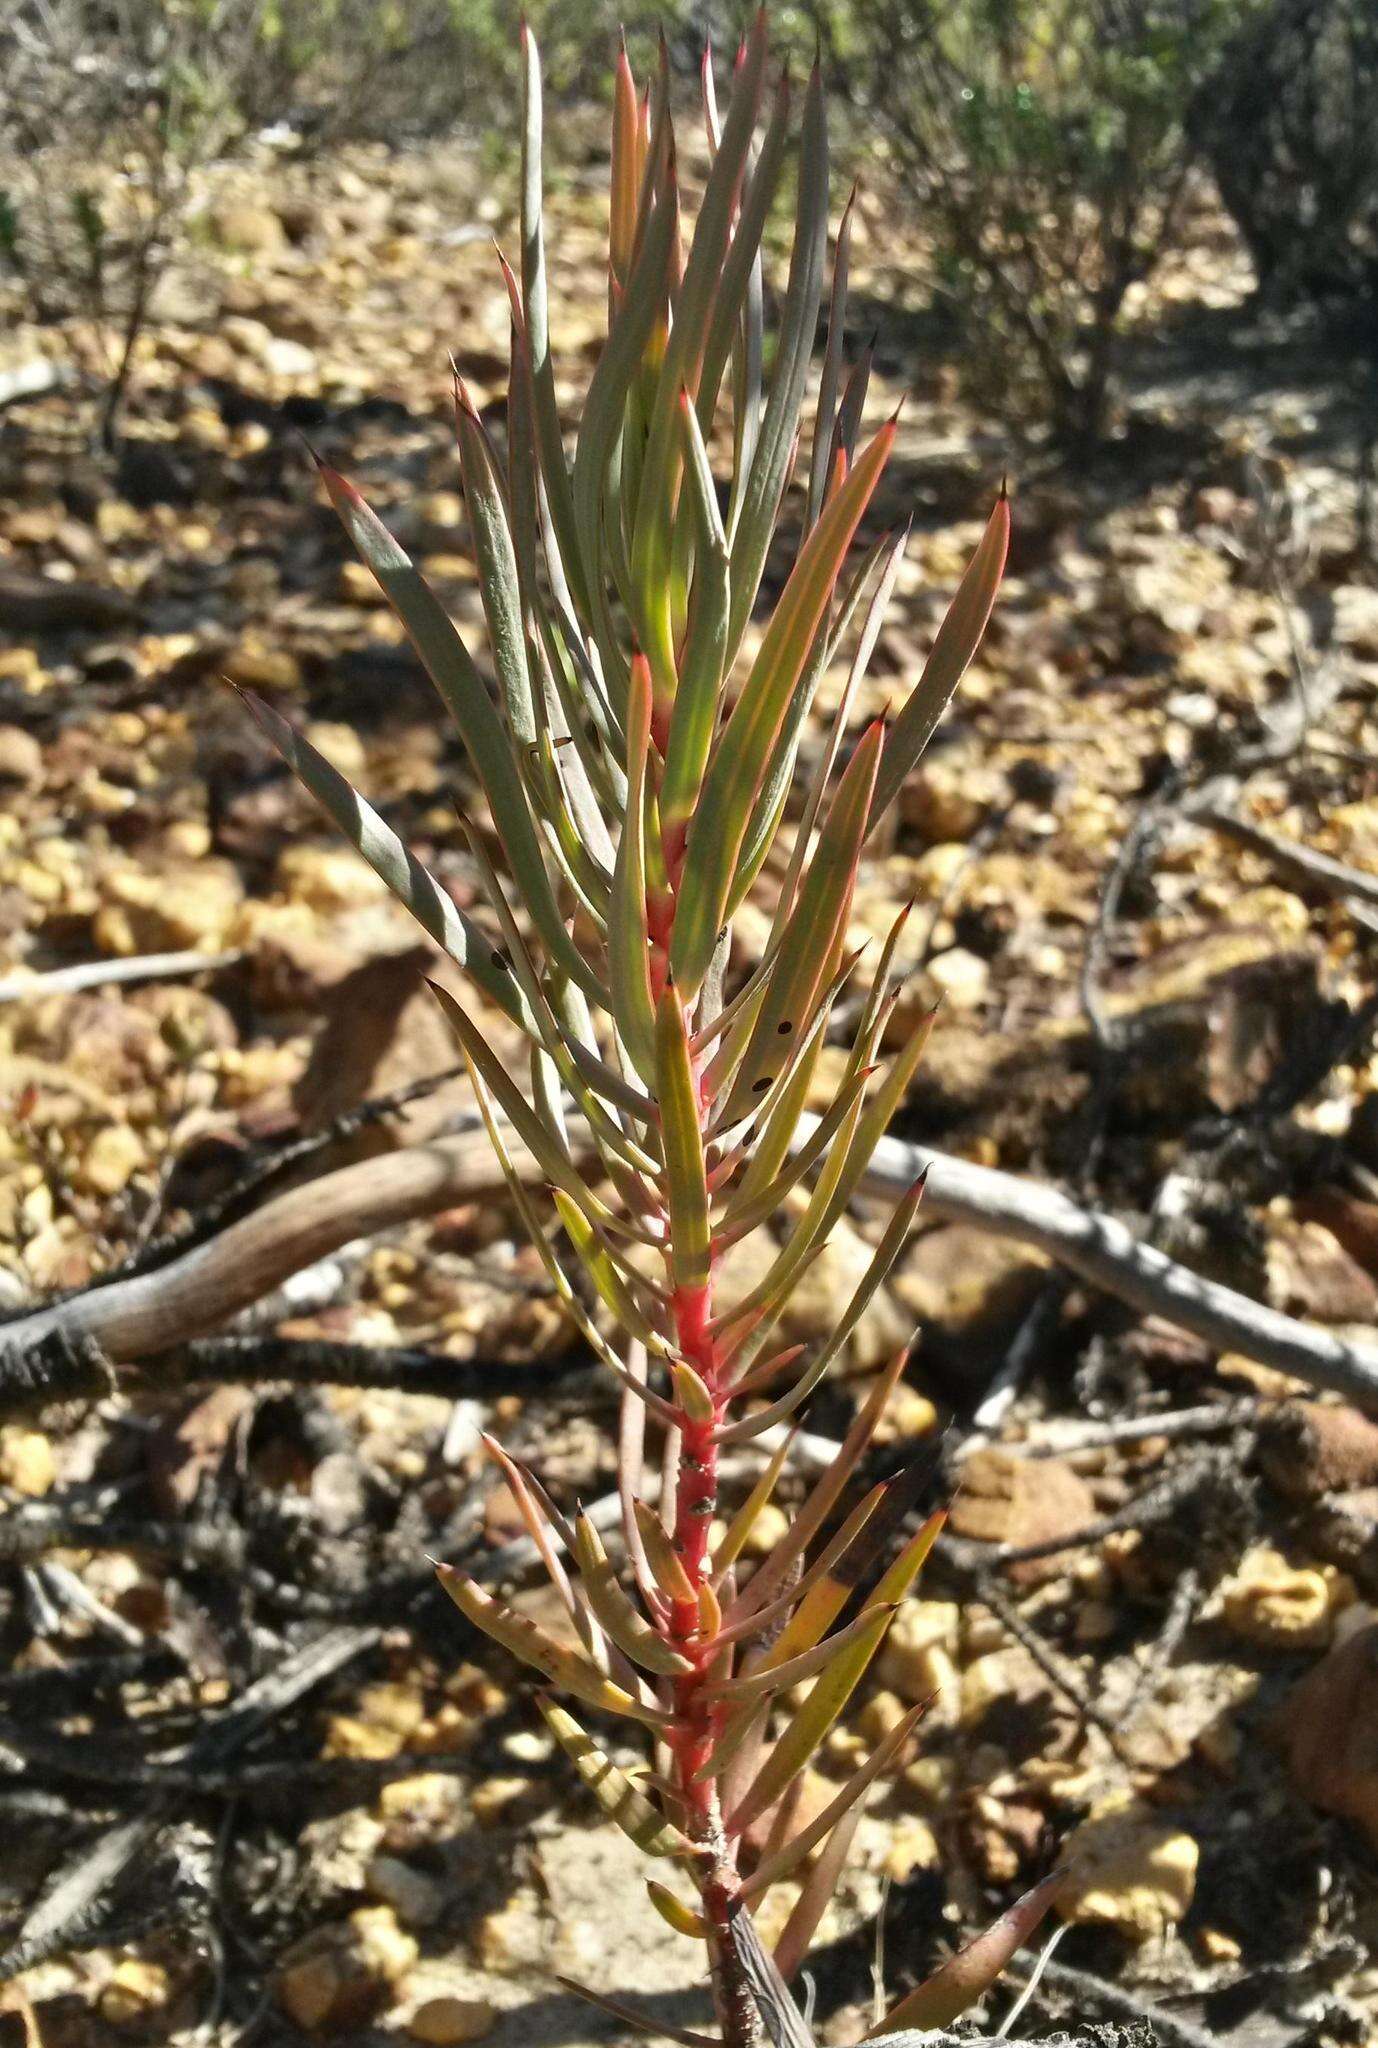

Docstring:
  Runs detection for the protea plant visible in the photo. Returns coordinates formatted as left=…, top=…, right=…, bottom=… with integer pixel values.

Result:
left=242, top=17, right=1059, bottom=2044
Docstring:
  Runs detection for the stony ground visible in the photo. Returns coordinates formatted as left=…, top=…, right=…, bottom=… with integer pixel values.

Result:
left=2, top=121, right=1378, bottom=2048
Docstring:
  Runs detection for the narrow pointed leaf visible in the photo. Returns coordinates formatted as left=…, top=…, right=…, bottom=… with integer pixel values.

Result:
left=705, top=1602, right=897, bottom=1704
left=573, top=1513, right=693, bottom=1677
left=552, top=1192, right=670, bottom=1357
left=717, top=1173, right=927, bottom=1444
left=239, top=688, right=530, bottom=1032
left=520, top=24, right=588, bottom=619
left=436, top=1567, right=667, bottom=1725
left=740, top=1701, right=927, bottom=1900
left=772, top=1797, right=866, bottom=1982
left=671, top=418, right=894, bottom=993
left=655, top=986, right=712, bottom=1294
left=672, top=1358, right=716, bottom=1423
left=554, top=1976, right=719, bottom=2048
left=868, top=1505, right=946, bottom=1610
left=429, top=982, right=626, bottom=1236
left=863, top=1868, right=1065, bottom=2037
left=455, top=384, right=537, bottom=751
left=727, top=61, right=830, bottom=655
left=634, top=1499, right=696, bottom=1606
left=538, top=1698, right=696, bottom=1858
left=727, top=1353, right=905, bottom=1624
left=317, top=465, right=602, bottom=1005
left=646, top=1881, right=709, bottom=1938
left=715, top=721, right=881, bottom=1122
left=727, top=1604, right=894, bottom=1836
left=712, top=1428, right=797, bottom=1579
left=806, top=182, right=856, bottom=533
left=608, top=654, right=659, bottom=1085
left=870, top=491, right=1010, bottom=828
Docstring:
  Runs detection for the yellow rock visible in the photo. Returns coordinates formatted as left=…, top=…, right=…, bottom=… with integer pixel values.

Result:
left=474, top=1895, right=545, bottom=1974
left=926, top=946, right=990, bottom=1010
left=0, top=1425, right=55, bottom=1496
left=1199, top=1927, right=1242, bottom=1964
left=78, top=1124, right=146, bottom=1197
left=356, top=1682, right=427, bottom=1737
left=885, top=1815, right=942, bottom=1882
left=408, top=1997, right=498, bottom=2045
left=469, top=1776, right=531, bottom=1827
left=278, top=1949, right=351, bottom=2033
left=740, top=1503, right=790, bottom=1558
left=304, top=721, right=368, bottom=780
left=277, top=843, right=389, bottom=913
left=324, top=1715, right=405, bottom=1762
left=99, top=1957, right=171, bottom=2025
left=276, top=1911, right=417, bottom=2035
left=95, top=861, right=243, bottom=954
left=874, top=1382, right=939, bottom=1444
left=961, top=1650, right=1030, bottom=1724
left=877, top=1599, right=962, bottom=1708
left=1058, top=1800, right=1198, bottom=1940
left=1219, top=1545, right=1352, bottom=1649
left=901, top=1754, right=955, bottom=1812
left=351, top=1905, right=419, bottom=1983
left=856, top=1690, right=909, bottom=1745
left=340, top=560, right=383, bottom=606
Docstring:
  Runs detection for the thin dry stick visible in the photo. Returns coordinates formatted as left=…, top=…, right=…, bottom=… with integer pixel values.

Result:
left=6, top=1111, right=1378, bottom=1410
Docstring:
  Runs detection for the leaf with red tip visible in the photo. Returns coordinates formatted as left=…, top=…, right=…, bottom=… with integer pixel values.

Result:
left=316, top=465, right=602, bottom=1005
left=239, top=688, right=531, bottom=1032
left=869, top=491, right=1010, bottom=829
left=671, top=417, right=895, bottom=995
left=436, top=1567, right=666, bottom=1726
left=863, top=1868, right=1066, bottom=2037
left=655, top=986, right=712, bottom=1295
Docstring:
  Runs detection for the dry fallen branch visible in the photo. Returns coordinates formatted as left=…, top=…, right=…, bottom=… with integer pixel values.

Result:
left=3, top=1106, right=1378, bottom=1416
left=1199, top=806, right=1378, bottom=915
left=0, top=948, right=242, bottom=1007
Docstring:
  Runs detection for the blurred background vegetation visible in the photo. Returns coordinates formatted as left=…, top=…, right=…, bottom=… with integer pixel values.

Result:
left=1, top=0, right=1375, bottom=450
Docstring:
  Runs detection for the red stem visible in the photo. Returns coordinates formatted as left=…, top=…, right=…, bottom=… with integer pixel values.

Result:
left=658, top=1001, right=760, bottom=2045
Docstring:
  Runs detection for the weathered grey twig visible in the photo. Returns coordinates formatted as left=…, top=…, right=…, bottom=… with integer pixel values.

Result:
left=0, top=949, right=240, bottom=1006
left=1198, top=806, right=1378, bottom=912
left=0, top=1626, right=377, bottom=1978
left=5, top=1107, right=1378, bottom=1418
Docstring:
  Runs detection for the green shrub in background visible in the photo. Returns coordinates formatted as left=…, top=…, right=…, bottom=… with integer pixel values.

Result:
left=0, top=1, right=796, bottom=437
left=817, top=0, right=1254, bottom=450
left=1192, top=0, right=1378, bottom=312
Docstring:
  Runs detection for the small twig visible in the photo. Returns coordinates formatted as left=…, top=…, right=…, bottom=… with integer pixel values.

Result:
left=993, top=1397, right=1266, bottom=1458
left=102, top=1060, right=467, bottom=1288
left=966, top=1570, right=1121, bottom=1740
left=1198, top=807, right=1378, bottom=913
left=943, top=1449, right=1226, bottom=1573
left=1122, top=1560, right=1202, bottom=1721
left=0, top=950, right=240, bottom=1006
